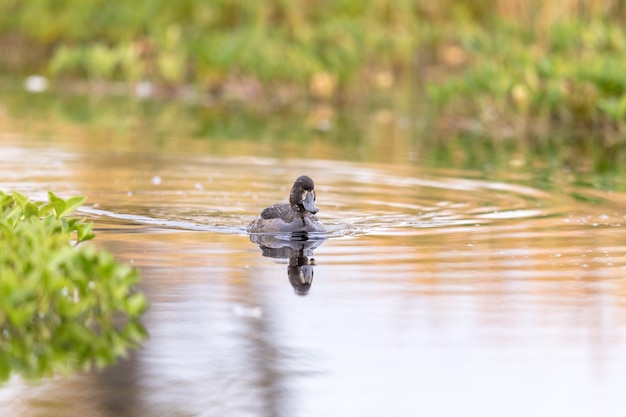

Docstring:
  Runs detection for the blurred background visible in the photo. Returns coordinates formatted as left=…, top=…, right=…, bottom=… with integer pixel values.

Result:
left=1, top=0, right=626, bottom=175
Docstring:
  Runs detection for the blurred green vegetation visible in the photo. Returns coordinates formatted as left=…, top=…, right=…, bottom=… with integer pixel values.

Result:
left=1, top=0, right=626, bottom=167
left=427, top=19, right=626, bottom=140
left=0, top=191, right=147, bottom=381
left=0, top=0, right=418, bottom=88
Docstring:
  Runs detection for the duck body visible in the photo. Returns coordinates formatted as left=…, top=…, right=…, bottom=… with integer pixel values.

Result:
left=247, top=175, right=326, bottom=234
left=247, top=203, right=324, bottom=233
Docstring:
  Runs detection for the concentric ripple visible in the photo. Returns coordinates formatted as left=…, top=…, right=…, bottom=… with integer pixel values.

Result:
left=0, top=144, right=602, bottom=241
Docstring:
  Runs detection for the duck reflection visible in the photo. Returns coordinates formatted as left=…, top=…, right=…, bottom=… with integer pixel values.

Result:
left=249, top=232, right=325, bottom=296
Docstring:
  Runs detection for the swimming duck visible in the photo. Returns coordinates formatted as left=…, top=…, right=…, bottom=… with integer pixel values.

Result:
left=247, top=175, right=326, bottom=233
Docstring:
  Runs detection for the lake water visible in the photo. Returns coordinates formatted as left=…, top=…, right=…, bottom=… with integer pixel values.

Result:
left=2, top=98, right=626, bottom=416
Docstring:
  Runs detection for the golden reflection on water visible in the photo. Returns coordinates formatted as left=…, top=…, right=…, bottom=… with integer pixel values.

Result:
left=2, top=136, right=626, bottom=416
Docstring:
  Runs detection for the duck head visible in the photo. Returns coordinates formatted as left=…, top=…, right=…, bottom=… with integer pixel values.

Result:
left=290, top=175, right=319, bottom=215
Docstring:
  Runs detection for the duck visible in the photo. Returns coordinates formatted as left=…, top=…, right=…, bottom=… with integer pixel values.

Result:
left=247, top=175, right=326, bottom=233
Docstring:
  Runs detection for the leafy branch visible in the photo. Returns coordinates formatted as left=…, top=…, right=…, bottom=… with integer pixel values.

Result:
left=0, top=191, right=147, bottom=381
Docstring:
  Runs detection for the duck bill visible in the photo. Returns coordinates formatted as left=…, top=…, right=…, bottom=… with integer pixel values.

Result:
left=302, top=191, right=318, bottom=214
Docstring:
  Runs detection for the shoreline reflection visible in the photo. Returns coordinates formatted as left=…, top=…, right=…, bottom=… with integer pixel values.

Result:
left=249, top=232, right=325, bottom=296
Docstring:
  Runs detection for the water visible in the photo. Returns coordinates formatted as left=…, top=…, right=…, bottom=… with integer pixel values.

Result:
left=2, top=117, right=626, bottom=416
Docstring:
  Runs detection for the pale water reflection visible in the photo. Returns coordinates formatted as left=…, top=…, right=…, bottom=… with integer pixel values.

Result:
left=2, top=137, right=626, bottom=416
left=249, top=233, right=325, bottom=296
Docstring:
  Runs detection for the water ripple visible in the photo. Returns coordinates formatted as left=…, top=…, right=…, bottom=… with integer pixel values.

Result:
left=0, top=145, right=616, bottom=241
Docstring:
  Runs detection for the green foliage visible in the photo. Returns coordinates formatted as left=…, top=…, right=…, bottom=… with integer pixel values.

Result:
left=426, top=19, right=626, bottom=140
left=0, top=191, right=147, bottom=381
left=0, top=0, right=419, bottom=86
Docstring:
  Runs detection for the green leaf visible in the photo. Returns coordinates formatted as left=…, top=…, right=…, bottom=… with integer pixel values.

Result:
left=125, top=293, right=148, bottom=317
left=42, top=192, right=66, bottom=219
left=62, top=196, right=87, bottom=217
left=76, top=222, right=95, bottom=243
left=10, top=192, right=41, bottom=219
left=0, top=220, right=13, bottom=238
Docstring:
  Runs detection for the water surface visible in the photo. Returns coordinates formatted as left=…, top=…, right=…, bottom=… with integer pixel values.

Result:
left=2, top=118, right=626, bottom=416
